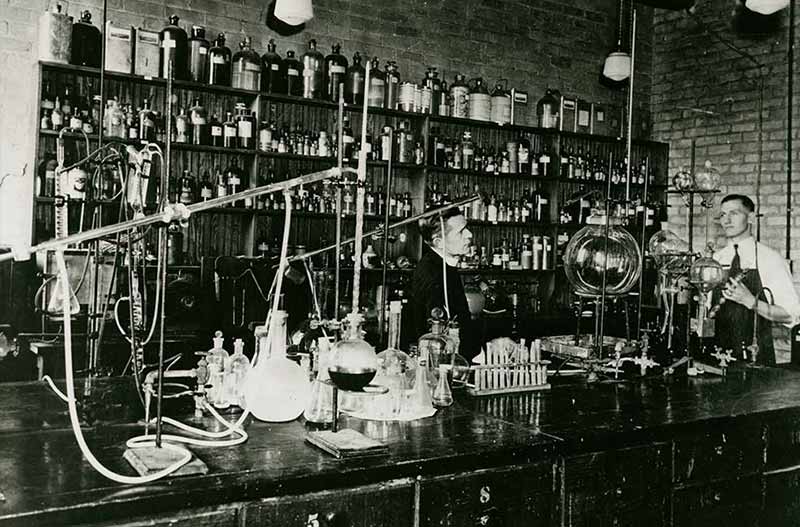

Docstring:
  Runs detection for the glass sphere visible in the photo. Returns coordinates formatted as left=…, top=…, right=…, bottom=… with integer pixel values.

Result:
left=689, top=256, right=724, bottom=292
left=693, top=160, right=720, bottom=192
left=672, top=168, right=694, bottom=191
left=328, top=313, right=378, bottom=391
left=648, top=229, right=690, bottom=269
left=563, top=225, right=642, bottom=297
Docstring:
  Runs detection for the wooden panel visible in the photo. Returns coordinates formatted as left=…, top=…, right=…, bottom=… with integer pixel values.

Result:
left=85, top=507, right=238, bottom=527
left=564, top=490, right=669, bottom=527
left=418, top=462, right=554, bottom=527
left=673, top=421, right=766, bottom=485
left=562, top=443, right=671, bottom=496
left=765, top=413, right=800, bottom=470
left=763, top=469, right=800, bottom=526
left=672, top=475, right=764, bottom=527
left=243, top=478, right=415, bottom=527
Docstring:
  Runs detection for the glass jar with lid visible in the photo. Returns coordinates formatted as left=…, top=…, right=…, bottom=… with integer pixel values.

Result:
left=208, top=33, right=231, bottom=86
left=231, top=36, right=261, bottom=91
left=234, top=102, right=255, bottom=149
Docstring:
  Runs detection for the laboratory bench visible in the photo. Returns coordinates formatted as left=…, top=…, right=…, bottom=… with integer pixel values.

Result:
left=2, top=367, right=800, bottom=526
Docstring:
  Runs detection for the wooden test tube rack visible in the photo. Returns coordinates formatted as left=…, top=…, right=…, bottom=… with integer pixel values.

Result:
left=467, top=339, right=551, bottom=396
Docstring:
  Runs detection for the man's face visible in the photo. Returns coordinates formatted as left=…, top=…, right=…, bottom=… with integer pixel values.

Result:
left=436, top=215, right=472, bottom=256
left=719, top=199, right=751, bottom=240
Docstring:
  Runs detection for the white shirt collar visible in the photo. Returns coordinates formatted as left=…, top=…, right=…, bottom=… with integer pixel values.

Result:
left=431, top=246, right=460, bottom=267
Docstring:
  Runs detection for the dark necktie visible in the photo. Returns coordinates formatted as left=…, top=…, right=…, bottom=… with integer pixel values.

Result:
left=730, top=244, right=741, bottom=275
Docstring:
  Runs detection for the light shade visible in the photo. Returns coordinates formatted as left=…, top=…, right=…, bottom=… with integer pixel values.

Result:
left=274, top=0, right=313, bottom=25
left=603, top=50, right=631, bottom=82
left=744, top=0, right=789, bottom=14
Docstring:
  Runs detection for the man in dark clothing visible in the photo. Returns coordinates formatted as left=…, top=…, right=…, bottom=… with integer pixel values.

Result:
left=406, top=207, right=481, bottom=359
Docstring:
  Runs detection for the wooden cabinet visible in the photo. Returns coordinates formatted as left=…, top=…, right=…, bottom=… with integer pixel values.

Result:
left=243, top=479, right=415, bottom=527
left=85, top=506, right=238, bottom=527
left=673, top=421, right=766, bottom=485
left=561, top=443, right=672, bottom=527
left=672, top=475, right=764, bottom=527
left=417, top=463, right=555, bottom=527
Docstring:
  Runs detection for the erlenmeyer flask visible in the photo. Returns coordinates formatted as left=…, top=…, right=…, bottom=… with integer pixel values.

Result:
left=432, top=364, right=453, bottom=407
left=304, top=336, right=335, bottom=424
left=46, top=274, right=80, bottom=318
left=244, top=310, right=310, bottom=422
left=408, top=349, right=434, bottom=414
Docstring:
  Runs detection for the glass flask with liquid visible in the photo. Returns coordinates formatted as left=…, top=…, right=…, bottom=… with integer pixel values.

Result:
left=206, top=331, right=230, bottom=408
left=328, top=312, right=378, bottom=391
left=372, top=300, right=413, bottom=419
left=432, top=364, right=453, bottom=407
left=244, top=310, right=310, bottom=422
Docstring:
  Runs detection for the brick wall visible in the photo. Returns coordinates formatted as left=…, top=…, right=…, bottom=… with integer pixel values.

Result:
left=0, top=0, right=653, bottom=247
left=651, top=5, right=797, bottom=269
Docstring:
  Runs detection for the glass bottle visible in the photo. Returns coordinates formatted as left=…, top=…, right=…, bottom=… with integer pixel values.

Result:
left=138, top=98, right=156, bottom=143
left=301, top=39, right=324, bottom=99
left=178, top=170, right=194, bottom=204
left=234, top=102, right=255, bottom=149
left=304, top=335, right=335, bottom=424
left=226, top=159, right=242, bottom=206
left=461, top=131, right=474, bottom=171
left=324, top=43, right=348, bottom=103
left=71, top=10, right=101, bottom=67
left=345, top=52, right=365, bottom=105
left=159, top=15, right=188, bottom=80
left=284, top=50, right=303, bottom=96
left=208, top=33, right=231, bottom=86
left=209, top=114, right=223, bottom=146
left=51, top=97, right=63, bottom=130
left=372, top=301, right=413, bottom=418
left=367, top=57, right=385, bottom=107
left=341, top=114, right=354, bottom=162
left=417, top=312, right=449, bottom=389
left=432, top=364, right=453, bottom=407
left=231, top=36, right=261, bottom=91
left=409, top=345, right=435, bottom=414
left=328, top=312, right=378, bottom=391
left=188, top=98, right=207, bottom=145
left=261, top=38, right=284, bottom=94
left=188, top=25, right=210, bottom=83
left=206, top=331, right=230, bottom=409
left=215, top=167, right=227, bottom=200
left=223, top=111, right=237, bottom=148
left=174, top=107, right=189, bottom=143
left=224, top=338, right=251, bottom=408
left=200, top=171, right=213, bottom=201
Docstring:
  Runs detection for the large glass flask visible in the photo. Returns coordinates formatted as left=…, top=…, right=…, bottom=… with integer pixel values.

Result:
left=563, top=223, right=642, bottom=297
left=648, top=229, right=690, bottom=272
left=243, top=310, right=310, bottom=422
left=693, top=160, right=721, bottom=192
left=690, top=251, right=724, bottom=293
left=328, top=312, right=378, bottom=391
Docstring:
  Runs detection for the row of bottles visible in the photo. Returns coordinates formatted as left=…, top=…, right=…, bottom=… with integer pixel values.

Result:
left=560, top=149, right=654, bottom=186
left=39, top=82, right=102, bottom=134
left=429, top=184, right=550, bottom=224
left=428, top=130, right=554, bottom=176
left=204, top=331, right=252, bottom=409
left=558, top=191, right=660, bottom=226
left=460, top=236, right=555, bottom=271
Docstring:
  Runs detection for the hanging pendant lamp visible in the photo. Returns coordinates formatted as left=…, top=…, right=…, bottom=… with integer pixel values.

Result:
left=274, top=0, right=314, bottom=25
left=744, top=0, right=789, bottom=14
left=603, top=0, right=632, bottom=82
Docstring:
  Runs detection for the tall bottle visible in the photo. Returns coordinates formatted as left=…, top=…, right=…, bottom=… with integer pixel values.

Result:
left=231, top=36, right=261, bottom=91
left=301, top=39, right=324, bottom=99
left=367, top=57, right=385, bottom=107
left=468, top=77, right=491, bottom=121
left=284, top=50, right=303, bottom=96
left=422, top=67, right=441, bottom=115
left=537, top=88, right=560, bottom=129
left=188, top=98, right=207, bottom=145
left=345, top=52, right=365, bottom=104
left=449, top=73, right=469, bottom=118
left=208, top=33, right=231, bottom=86
left=71, top=10, right=101, bottom=67
left=188, top=25, right=210, bottom=83
left=234, top=102, right=255, bottom=149
left=159, top=15, right=188, bottom=80
left=206, top=331, right=230, bottom=409
left=384, top=61, right=400, bottom=110
left=417, top=312, right=449, bottom=388
left=261, top=38, right=285, bottom=94
left=138, top=98, right=156, bottom=143
left=224, top=338, right=251, bottom=408
left=324, top=43, right=348, bottom=103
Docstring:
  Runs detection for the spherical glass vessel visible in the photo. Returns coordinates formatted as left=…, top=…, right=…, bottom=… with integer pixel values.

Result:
left=648, top=229, right=690, bottom=270
left=328, top=313, right=378, bottom=391
left=689, top=255, right=724, bottom=292
left=563, top=225, right=642, bottom=297
left=672, top=168, right=694, bottom=191
left=693, top=160, right=721, bottom=192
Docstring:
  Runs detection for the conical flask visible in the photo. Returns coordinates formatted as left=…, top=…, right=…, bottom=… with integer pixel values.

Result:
left=432, top=364, right=453, bottom=407
left=303, top=336, right=335, bottom=424
left=46, top=274, right=80, bottom=319
left=408, top=349, right=434, bottom=414
left=244, top=310, right=310, bottom=422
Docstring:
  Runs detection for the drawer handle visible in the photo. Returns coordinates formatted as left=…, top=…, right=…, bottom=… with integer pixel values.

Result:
left=713, top=492, right=722, bottom=503
left=615, top=487, right=623, bottom=497
left=714, top=445, right=724, bottom=456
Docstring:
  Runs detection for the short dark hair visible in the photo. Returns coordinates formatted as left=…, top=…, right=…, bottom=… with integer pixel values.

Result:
left=721, top=194, right=755, bottom=213
left=418, top=206, right=464, bottom=244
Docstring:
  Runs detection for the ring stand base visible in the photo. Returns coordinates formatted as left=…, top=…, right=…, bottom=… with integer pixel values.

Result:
left=124, top=445, right=208, bottom=477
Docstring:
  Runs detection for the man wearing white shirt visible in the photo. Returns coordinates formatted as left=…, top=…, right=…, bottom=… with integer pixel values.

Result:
left=711, top=194, right=800, bottom=365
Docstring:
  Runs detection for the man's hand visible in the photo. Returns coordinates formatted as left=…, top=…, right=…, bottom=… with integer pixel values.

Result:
left=722, top=278, right=757, bottom=308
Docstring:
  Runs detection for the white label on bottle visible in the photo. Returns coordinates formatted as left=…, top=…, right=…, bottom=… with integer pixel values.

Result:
left=191, top=115, right=207, bottom=125
left=224, top=126, right=236, bottom=138
left=162, top=37, right=176, bottom=49
left=212, top=55, right=226, bottom=64
left=271, top=63, right=279, bottom=71
left=540, top=155, right=550, bottom=164
left=199, top=47, right=208, bottom=55
left=201, top=187, right=212, bottom=199
left=211, top=125, right=222, bottom=136
left=238, top=121, right=252, bottom=138
left=303, top=68, right=315, bottom=77
left=343, top=135, right=354, bottom=144
left=245, top=62, right=261, bottom=72
left=288, top=68, right=299, bottom=76
left=330, top=65, right=345, bottom=73
left=578, top=109, right=590, bottom=127
left=391, top=77, right=399, bottom=83
left=229, top=175, right=240, bottom=185
left=463, top=147, right=474, bottom=156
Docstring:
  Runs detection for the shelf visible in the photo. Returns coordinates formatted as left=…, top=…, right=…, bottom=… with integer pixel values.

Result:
left=558, top=177, right=652, bottom=190
left=425, top=165, right=559, bottom=181
left=257, top=210, right=408, bottom=222
left=35, top=196, right=119, bottom=206
left=469, top=220, right=557, bottom=228
left=458, top=268, right=557, bottom=275
left=40, top=61, right=260, bottom=99
left=259, top=151, right=336, bottom=163
left=427, top=114, right=558, bottom=136
left=261, top=92, right=428, bottom=121
left=39, top=129, right=257, bottom=156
